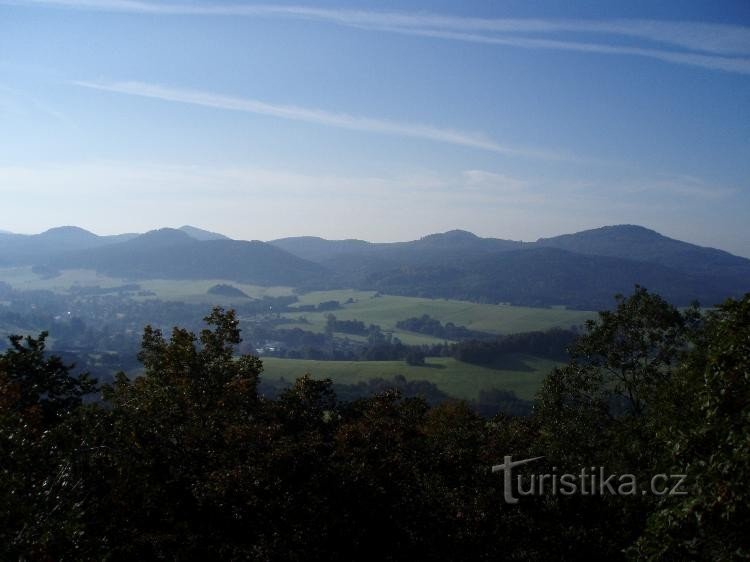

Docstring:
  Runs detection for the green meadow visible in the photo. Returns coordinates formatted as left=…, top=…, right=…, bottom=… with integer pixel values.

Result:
left=0, top=267, right=295, bottom=303
left=284, top=289, right=594, bottom=343
left=0, top=268, right=594, bottom=340
left=261, top=354, right=559, bottom=401
left=1, top=267, right=587, bottom=399
left=0, top=267, right=124, bottom=292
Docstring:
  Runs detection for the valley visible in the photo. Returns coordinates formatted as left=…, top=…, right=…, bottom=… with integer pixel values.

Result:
left=1, top=223, right=747, bottom=412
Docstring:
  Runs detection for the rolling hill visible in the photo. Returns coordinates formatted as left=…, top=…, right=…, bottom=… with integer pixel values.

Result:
left=0, top=224, right=231, bottom=267
left=0, top=226, right=138, bottom=266
left=43, top=228, right=327, bottom=287
left=178, top=225, right=231, bottom=241
left=536, top=224, right=750, bottom=278
left=2, top=224, right=747, bottom=309
left=270, top=225, right=749, bottom=307
left=271, top=229, right=522, bottom=267
left=358, top=246, right=725, bottom=309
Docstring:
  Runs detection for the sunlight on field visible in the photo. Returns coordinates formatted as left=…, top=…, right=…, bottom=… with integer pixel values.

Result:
left=0, top=267, right=122, bottom=291
left=0, top=267, right=296, bottom=303
left=289, top=290, right=594, bottom=337
left=0, top=268, right=594, bottom=342
left=261, top=354, right=558, bottom=401
left=137, top=279, right=295, bottom=302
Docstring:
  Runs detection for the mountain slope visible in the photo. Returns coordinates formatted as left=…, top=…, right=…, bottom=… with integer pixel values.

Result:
left=3, top=224, right=747, bottom=309
left=45, top=228, right=327, bottom=286
left=270, top=236, right=372, bottom=263
left=535, top=225, right=750, bottom=298
left=270, top=229, right=522, bottom=267
left=179, top=225, right=231, bottom=241
left=536, top=225, right=749, bottom=274
left=0, top=226, right=138, bottom=266
left=359, top=247, right=730, bottom=309
left=272, top=226, right=749, bottom=307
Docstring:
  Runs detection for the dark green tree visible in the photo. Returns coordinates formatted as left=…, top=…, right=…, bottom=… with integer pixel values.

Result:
left=633, top=295, right=750, bottom=560
left=534, top=288, right=701, bottom=558
left=0, top=332, right=97, bottom=558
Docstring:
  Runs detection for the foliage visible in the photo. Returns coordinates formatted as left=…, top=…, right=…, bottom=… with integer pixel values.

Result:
left=0, top=332, right=97, bottom=557
left=207, top=283, right=251, bottom=298
left=405, top=348, right=426, bottom=366
left=396, top=314, right=491, bottom=340
left=632, top=296, right=750, bottom=560
left=1, top=290, right=748, bottom=560
left=454, top=327, right=577, bottom=365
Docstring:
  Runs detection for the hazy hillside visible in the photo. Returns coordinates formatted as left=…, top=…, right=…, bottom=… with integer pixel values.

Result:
left=0, top=225, right=229, bottom=267
left=358, top=247, right=728, bottom=309
left=0, top=226, right=138, bottom=266
left=44, top=228, right=327, bottom=286
left=179, top=225, right=231, bottom=241
left=272, top=226, right=749, bottom=307
left=270, top=236, right=372, bottom=263
left=534, top=225, right=750, bottom=299
left=271, top=229, right=522, bottom=266
left=3, top=224, right=748, bottom=308
left=536, top=225, right=750, bottom=276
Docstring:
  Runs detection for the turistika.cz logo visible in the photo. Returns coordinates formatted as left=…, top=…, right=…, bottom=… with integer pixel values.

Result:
left=491, top=456, right=687, bottom=504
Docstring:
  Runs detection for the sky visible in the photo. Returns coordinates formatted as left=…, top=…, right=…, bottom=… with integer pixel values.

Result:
left=1, top=1, right=749, bottom=256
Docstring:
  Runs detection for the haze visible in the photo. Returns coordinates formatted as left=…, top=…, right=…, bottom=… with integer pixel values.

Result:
left=1, top=0, right=749, bottom=256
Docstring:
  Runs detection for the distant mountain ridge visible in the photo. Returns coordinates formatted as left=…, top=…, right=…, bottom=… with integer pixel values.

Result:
left=268, top=225, right=749, bottom=307
left=1, top=224, right=747, bottom=309
left=270, top=228, right=522, bottom=268
left=0, top=224, right=228, bottom=266
left=43, top=228, right=325, bottom=287
left=536, top=224, right=750, bottom=277
left=178, top=225, right=231, bottom=241
left=0, top=226, right=138, bottom=266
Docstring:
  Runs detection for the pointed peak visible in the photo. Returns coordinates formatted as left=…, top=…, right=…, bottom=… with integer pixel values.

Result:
left=178, top=225, right=230, bottom=241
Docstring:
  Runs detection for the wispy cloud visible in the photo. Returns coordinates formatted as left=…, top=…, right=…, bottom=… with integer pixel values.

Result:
left=9, top=0, right=750, bottom=74
left=626, top=174, right=737, bottom=200
left=72, top=80, right=563, bottom=159
left=0, top=84, right=76, bottom=126
left=373, top=27, right=750, bottom=75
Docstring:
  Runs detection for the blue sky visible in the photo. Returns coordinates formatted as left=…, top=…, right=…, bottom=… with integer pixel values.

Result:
left=1, top=1, right=749, bottom=256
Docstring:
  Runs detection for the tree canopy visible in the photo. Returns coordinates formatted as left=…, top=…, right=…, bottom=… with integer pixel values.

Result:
left=1, top=292, right=748, bottom=560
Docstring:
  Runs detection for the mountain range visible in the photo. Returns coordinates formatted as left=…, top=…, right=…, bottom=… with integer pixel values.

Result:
left=0, top=224, right=747, bottom=309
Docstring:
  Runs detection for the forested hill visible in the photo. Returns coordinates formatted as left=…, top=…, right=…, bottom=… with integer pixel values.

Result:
left=43, top=229, right=327, bottom=287
left=0, top=226, right=137, bottom=266
left=536, top=225, right=750, bottom=277
left=270, top=225, right=750, bottom=307
left=0, top=224, right=225, bottom=266
left=270, top=229, right=523, bottom=266
left=356, top=247, right=726, bottom=309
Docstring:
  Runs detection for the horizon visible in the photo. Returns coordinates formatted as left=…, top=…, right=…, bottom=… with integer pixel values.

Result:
left=2, top=1, right=749, bottom=256
left=2, top=221, right=748, bottom=258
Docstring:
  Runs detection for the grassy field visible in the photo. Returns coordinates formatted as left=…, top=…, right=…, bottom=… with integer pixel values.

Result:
left=1, top=267, right=596, bottom=344
left=137, top=279, right=294, bottom=302
left=285, top=290, right=595, bottom=343
left=260, top=354, right=559, bottom=401
left=0, top=267, right=295, bottom=303
left=1, top=268, right=579, bottom=398
left=278, top=318, right=450, bottom=345
left=0, top=267, right=124, bottom=292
